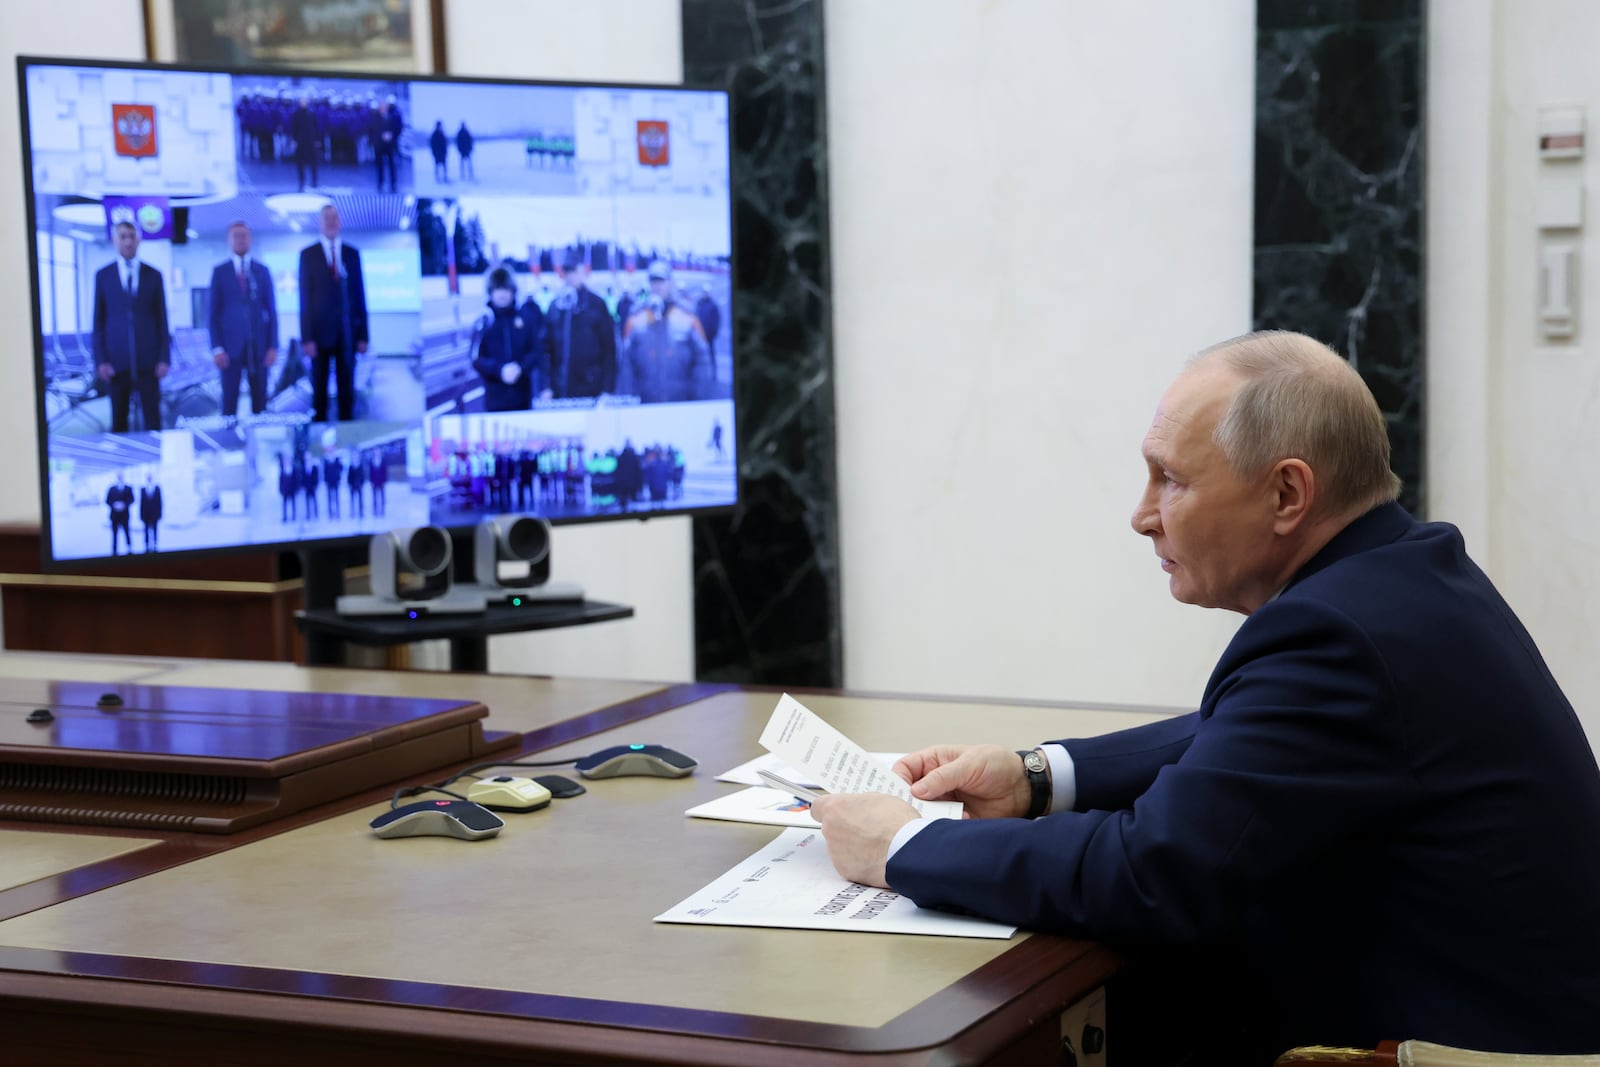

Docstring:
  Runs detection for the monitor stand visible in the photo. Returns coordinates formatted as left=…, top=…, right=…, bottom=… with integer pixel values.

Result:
left=335, top=588, right=488, bottom=616
left=457, top=580, right=586, bottom=604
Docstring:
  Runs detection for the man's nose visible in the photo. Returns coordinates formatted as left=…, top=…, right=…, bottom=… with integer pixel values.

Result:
left=1131, top=490, right=1159, bottom=537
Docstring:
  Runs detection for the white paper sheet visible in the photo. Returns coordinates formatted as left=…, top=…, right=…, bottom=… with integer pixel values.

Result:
left=716, top=751, right=906, bottom=787
left=654, top=828, right=1016, bottom=939
left=686, top=786, right=820, bottom=827
left=758, top=693, right=963, bottom=820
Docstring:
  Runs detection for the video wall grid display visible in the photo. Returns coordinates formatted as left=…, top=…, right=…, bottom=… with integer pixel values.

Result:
left=20, top=58, right=736, bottom=564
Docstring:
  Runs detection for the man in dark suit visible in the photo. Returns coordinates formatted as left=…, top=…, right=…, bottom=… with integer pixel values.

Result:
left=298, top=204, right=368, bottom=423
left=208, top=221, right=277, bottom=419
left=810, top=331, right=1600, bottom=1060
left=290, top=95, right=320, bottom=191
left=300, top=453, right=319, bottom=519
left=104, top=470, right=134, bottom=556
left=371, top=97, right=402, bottom=193
left=455, top=121, right=475, bottom=180
left=322, top=452, right=344, bottom=519
left=543, top=249, right=616, bottom=400
left=278, top=453, right=297, bottom=523
left=368, top=451, right=387, bottom=516
left=139, top=473, right=162, bottom=552
left=92, top=222, right=169, bottom=433
left=347, top=452, right=366, bottom=518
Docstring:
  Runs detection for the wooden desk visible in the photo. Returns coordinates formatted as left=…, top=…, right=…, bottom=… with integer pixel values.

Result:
left=0, top=525, right=305, bottom=662
left=0, top=664, right=1178, bottom=1065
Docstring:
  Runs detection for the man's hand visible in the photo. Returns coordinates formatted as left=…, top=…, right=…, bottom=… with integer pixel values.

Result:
left=808, top=794, right=918, bottom=889
left=213, top=350, right=229, bottom=369
left=264, top=347, right=277, bottom=368
left=154, top=362, right=169, bottom=379
left=500, top=363, right=521, bottom=385
left=97, top=363, right=113, bottom=380
left=303, top=341, right=317, bottom=358
left=894, top=744, right=1031, bottom=819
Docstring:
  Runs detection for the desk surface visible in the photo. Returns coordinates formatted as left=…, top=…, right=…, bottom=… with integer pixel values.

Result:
left=0, top=657, right=1178, bottom=1065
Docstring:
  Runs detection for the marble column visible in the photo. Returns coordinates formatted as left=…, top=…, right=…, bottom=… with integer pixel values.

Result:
left=681, top=0, right=841, bottom=685
left=1255, top=0, right=1426, bottom=513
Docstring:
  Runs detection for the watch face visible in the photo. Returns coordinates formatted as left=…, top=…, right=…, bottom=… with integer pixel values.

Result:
left=1024, top=752, right=1046, bottom=773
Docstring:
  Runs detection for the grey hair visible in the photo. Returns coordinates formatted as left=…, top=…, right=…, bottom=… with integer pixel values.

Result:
left=1192, top=330, right=1402, bottom=517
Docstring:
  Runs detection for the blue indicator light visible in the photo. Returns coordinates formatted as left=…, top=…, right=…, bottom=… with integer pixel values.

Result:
left=629, top=744, right=645, bottom=750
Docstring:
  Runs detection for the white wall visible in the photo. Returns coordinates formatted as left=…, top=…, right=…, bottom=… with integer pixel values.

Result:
left=828, top=0, right=1257, bottom=709
left=1429, top=0, right=1600, bottom=744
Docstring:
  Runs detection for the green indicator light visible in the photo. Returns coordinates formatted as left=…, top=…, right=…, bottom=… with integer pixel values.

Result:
left=511, top=597, right=522, bottom=606
left=629, top=744, right=645, bottom=750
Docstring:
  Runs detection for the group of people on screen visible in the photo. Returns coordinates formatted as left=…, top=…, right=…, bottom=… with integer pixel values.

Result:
left=92, top=204, right=366, bottom=433
left=92, top=208, right=724, bottom=436
left=102, top=471, right=163, bottom=556
left=468, top=255, right=721, bottom=412
left=236, top=89, right=405, bottom=193
left=442, top=439, right=686, bottom=515
left=276, top=447, right=391, bottom=524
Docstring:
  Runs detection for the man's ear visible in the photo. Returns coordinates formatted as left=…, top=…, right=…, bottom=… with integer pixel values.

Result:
left=1271, top=458, right=1314, bottom=534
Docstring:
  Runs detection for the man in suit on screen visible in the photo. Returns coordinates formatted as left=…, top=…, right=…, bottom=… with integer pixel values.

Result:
left=104, top=470, right=134, bottom=556
left=92, top=221, right=169, bottom=433
left=208, top=221, right=278, bottom=419
left=298, top=204, right=368, bottom=423
left=809, top=331, right=1600, bottom=1061
left=139, top=473, right=162, bottom=552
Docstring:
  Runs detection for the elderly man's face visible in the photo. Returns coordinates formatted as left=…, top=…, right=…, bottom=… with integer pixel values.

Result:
left=320, top=206, right=341, bottom=238
left=1130, top=362, right=1280, bottom=614
left=228, top=225, right=252, bottom=255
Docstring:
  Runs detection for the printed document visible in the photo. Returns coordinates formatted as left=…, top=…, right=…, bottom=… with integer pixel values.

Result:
left=686, top=785, right=820, bottom=828
left=654, top=827, right=1016, bottom=939
left=758, top=693, right=963, bottom=820
left=716, top=750, right=905, bottom=788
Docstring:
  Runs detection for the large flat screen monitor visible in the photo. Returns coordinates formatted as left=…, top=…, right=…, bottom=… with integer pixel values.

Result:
left=18, top=56, right=736, bottom=566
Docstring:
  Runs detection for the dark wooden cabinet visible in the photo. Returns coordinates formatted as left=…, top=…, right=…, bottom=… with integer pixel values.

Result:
left=0, top=525, right=304, bottom=662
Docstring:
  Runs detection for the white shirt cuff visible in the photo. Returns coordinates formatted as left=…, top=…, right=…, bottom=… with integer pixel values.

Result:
left=887, top=743, right=1077, bottom=864
left=886, top=817, right=934, bottom=861
left=1042, top=742, right=1077, bottom=813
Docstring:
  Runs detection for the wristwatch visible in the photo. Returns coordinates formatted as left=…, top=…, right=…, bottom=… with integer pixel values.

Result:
left=1017, top=748, right=1050, bottom=819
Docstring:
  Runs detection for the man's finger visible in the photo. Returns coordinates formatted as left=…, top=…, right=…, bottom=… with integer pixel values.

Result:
left=911, top=759, right=969, bottom=800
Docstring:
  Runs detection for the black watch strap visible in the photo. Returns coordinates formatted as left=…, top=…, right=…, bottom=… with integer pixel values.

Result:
left=1017, top=749, right=1050, bottom=819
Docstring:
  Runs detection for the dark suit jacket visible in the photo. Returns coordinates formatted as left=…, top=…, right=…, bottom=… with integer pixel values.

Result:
left=888, top=504, right=1600, bottom=1055
left=298, top=241, right=368, bottom=352
left=208, top=258, right=277, bottom=363
left=92, top=261, right=169, bottom=375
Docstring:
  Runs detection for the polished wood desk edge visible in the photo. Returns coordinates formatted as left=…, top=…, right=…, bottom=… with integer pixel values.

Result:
left=0, top=572, right=302, bottom=595
left=0, top=937, right=1121, bottom=1063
